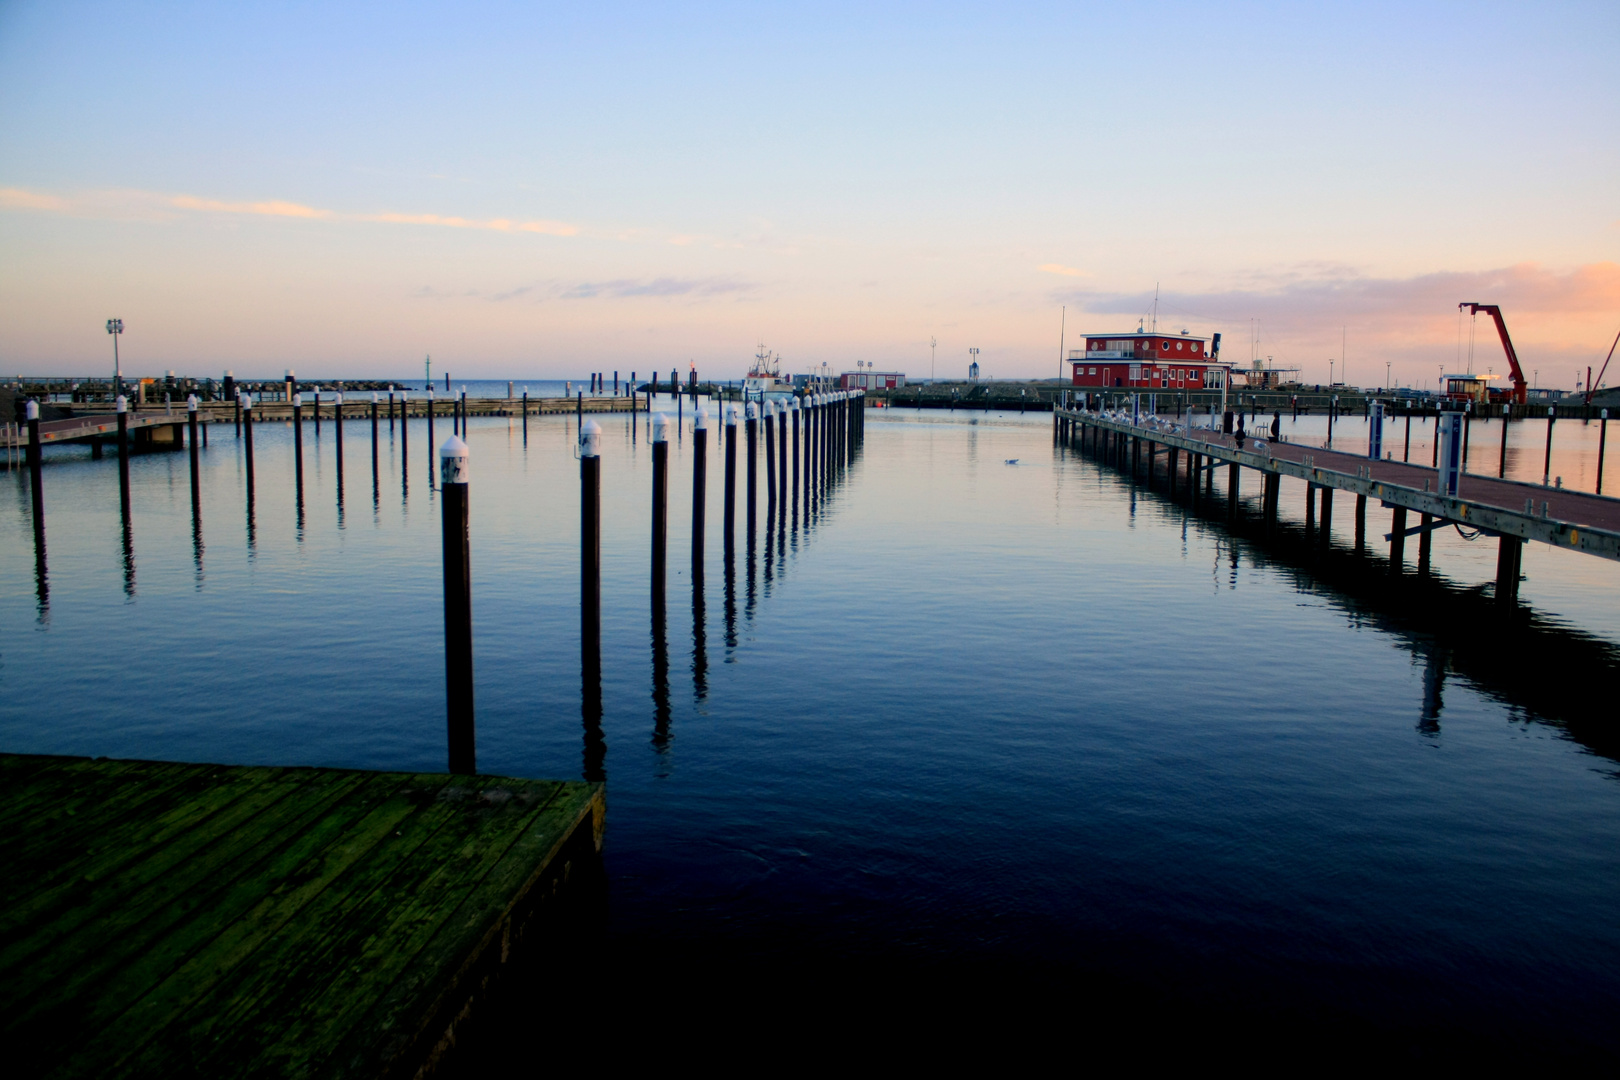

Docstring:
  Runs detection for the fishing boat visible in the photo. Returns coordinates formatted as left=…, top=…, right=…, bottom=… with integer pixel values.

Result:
left=743, top=345, right=795, bottom=400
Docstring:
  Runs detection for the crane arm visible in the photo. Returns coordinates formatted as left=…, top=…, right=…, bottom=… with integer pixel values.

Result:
left=1459, top=303, right=1528, bottom=404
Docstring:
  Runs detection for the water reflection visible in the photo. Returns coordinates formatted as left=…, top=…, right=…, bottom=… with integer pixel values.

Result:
left=1419, top=644, right=1447, bottom=736
left=33, top=521, right=48, bottom=623
left=691, top=569, right=708, bottom=701
left=651, top=601, right=671, bottom=764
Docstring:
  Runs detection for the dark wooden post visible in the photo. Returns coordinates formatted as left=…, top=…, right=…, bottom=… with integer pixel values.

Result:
left=1305, top=482, right=1316, bottom=539
left=400, top=390, right=409, bottom=488
left=763, top=400, right=777, bottom=509
left=1390, top=507, right=1407, bottom=573
left=1498, top=403, right=1511, bottom=478
left=745, top=401, right=758, bottom=541
left=1495, top=536, right=1522, bottom=605
left=1542, top=406, right=1556, bottom=485
left=652, top=413, right=670, bottom=610
left=388, top=389, right=396, bottom=431
left=580, top=419, right=602, bottom=708
left=522, top=389, right=529, bottom=442
left=692, top=406, right=708, bottom=575
left=116, top=395, right=131, bottom=518
left=1227, top=462, right=1239, bottom=519
left=791, top=397, right=800, bottom=504
left=26, top=400, right=43, bottom=538
left=426, top=390, right=436, bottom=488
left=293, top=393, right=305, bottom=492
left=1418, top=513, right=1432, bottom=575
left=724, top=404, right=738, bottom=552
left=439, top=435, right=475, bottom=775
left=1355, top=493, right=1367, bottom=553
left=187, top=393, right=200, bottom=497
left=334, top=392, right=344, bottom=494
left=233, top=392, right=241, bottom=436
left=1598, top=408, right=1608, bottom=495
left=370, top=392, right=379, bottom=489
left=1319, top=486, right=1333, bottom=548
left=242, top=395, right=255, bottom=497
left=1404, top=409, right=1412, bottom=462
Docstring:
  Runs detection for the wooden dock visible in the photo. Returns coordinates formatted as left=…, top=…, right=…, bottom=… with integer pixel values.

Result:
left=0, top=754, right=603, bottom=1078
left=1057, top=408, right=1620, bottom=602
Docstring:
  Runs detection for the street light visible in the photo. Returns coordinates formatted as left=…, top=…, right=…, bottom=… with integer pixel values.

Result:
left=106, top=318, right=124, bottom=397
left=930, top=336, right=937, bottom=383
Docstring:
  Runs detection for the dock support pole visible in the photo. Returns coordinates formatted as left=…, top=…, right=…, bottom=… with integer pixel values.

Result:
left=1319, top=486, right=1333, bottom=548
left=1495, top=536, right=1522, bottom=606
left=724, top=405, right=738, bottom=552
left=1542, top=406, right=1555, bottom=485
left=1305, top=482, right=1316, bottom=539
left=187, top=393, right=199, bottom=491
left=426, top=392, right=436, bottom=486
left=746, top=402, right=758, bottom=539
left=580, top=419, right=602, bottom=736
left=1417, top=514, right=1432, bottom=575
left=1390, top=507, right=1407, bottom=573
left=652, top=413, right=669, bottom=610
left=778, top=404, right=788, bottom=510
left=440, top=435, right=475, bottom=775
left=370, top=394, right=379, bottom=489
left=26, top=401, right=43, bottom=538
left=1597, top=408, right=1608, bottom=495
left=693, top=407, right=708, bottom=574
left=763, top=401, right=777, bottom=509
left=1404, top=412, right=1411, bottom=462
left=334, top=393, right=344, bottom=496
left=293, top=394, right=304, bottom=493
left=400, top=391, right=409, bottom=489
left=116, top=395, right=131, bottom=517
left=242, top=396, right=255, bottom=497
left=1355, top=494, right=1366, bottom=553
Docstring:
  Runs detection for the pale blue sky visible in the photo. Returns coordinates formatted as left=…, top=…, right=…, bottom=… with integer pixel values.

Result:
left=2, top=1, right=1616, bottom=384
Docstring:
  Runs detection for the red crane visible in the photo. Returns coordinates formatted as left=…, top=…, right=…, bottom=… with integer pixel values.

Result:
left=1458, top=303, right=1528, bottom=405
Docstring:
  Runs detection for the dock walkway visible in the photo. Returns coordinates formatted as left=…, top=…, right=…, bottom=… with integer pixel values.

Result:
left=0, top=754, right=602, bottom=1078
left=1058, top=409, right=1620, bottom=601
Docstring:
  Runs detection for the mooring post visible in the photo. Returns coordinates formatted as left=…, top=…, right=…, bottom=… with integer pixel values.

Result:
left=1355, top=494, right=1367, bottom=553
left=234, top=393, right=241, bottom=436
left=1497, top=403, right=1511, bottom=478
left=313, top=388, right=321, bottom=435
left=778, top=399, right=789, bottom=498
left=388, top=389, right=395, bottom=431
left=1542, top=406, right=1556, bottom=485
left=745, top=401, right=758, bottom=540
left=1319, top=486, right=1333, bottom=548
left=1390, top=507, right=1407, bottom=572
left=427, top=389, right=437, bottom=486
left=1404, top=409, right=1412, bottom=462
left=580, top=419, right=602, bottom=699
left=1598, top=408, right=1608, bottom=495
left=1495, top=536, right=1522, bottom=606
left=763, top=400, right=778, bottom=508
left=1305, top=482, right=1316, bottom=539
left=293, top=393, right=305, bottom=493
left=460, top=388, right=467, bottom=435
left=724, top=404, right=738, bottom=551
left=26, top=400, right=43, bottom=537
left=650, top=412, right=671, bottom=613
left=1418, top=513, right=1432, bottom=575
left=242, top=394, right=255, bottom=497
left=370, top=392, right=379, bottom=486
left=692, top=406, right=708, bottom=574
left=400, top=390, right=409, bottom=487
left=187, top=393, right=200, bottom=490
left=790, top=397, right=800, bottom=501
left=334, top=392, right=344, bottom=495
left=439, top=435, right=475, bottom=775
left=522, top=389, right=529, bottom=441
left=116, top=395, right=131, bottom=515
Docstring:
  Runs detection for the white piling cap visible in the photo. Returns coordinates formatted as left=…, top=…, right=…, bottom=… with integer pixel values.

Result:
left=428, top=386, right=435, bottom=398
left=116, top=395, right=127, bottom=413
left=788, top=397, right=798, bottom=410
left=293, top=393, right=302, bottom=407
left=187, top=394, right=198, bottom=411
left=460, top=387, right=466, bottom=397
left=652, top=413, right=670, bottom=442
left=241, top=392, right=252, bottom=407
left=285, top=369, right=295, bottom=377
left=439, top=434, right=470, bottom=483
left=401, top=389, right=409, bottom=400
left=335, top=392, right=343, bottom=405
left=371, top=391, right=378, bottom=403
left=745, top=401, right=757, bottom=420
left=725, top=404, right=739, bottom=426
left=26, top=400, right=39, bottom=420
left=694, top=405, right=709, bottom=430
left=580, top=418, right=602, bottom=457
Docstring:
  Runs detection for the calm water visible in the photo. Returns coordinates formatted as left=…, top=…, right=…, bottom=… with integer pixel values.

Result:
left=4, top=404, right=1619, bottom=1055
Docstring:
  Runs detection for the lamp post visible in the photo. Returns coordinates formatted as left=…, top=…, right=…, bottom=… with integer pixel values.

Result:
left=106, top=318, right=124, bottom=398
left=930, top=336, right=937, bottom=383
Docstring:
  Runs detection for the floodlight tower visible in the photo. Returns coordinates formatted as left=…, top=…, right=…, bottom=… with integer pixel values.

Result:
left=106, top=318, right=124, bottom=397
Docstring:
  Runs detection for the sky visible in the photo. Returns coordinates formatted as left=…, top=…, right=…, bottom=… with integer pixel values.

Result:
left=1, top=1, right=1617, bottom=387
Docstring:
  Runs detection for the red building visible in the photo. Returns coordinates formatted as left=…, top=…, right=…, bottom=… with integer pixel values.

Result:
left=1069, top=331, right=1228, bottom=389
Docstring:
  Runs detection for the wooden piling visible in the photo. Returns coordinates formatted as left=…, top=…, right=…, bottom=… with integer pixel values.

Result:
left=26, top=401, right=43, bottom=539
left=745, top=402, right=758, bottom=540
left=652, top=414, right=669, bottom=609
left=1390, top=507, right=1407, bottom=573
left=242, top=396, right=255, bottom=497
left=692, top=407, right=708, bottom=574
left=1495, top=536, right=1522, bottom=605
left=580, top=420, right=602, bottom=696
left=724, top=405, right=738, bottom=551
left=1542, top=406, right=1556, bottom=485
left=440, top=436, right=475, bottom=775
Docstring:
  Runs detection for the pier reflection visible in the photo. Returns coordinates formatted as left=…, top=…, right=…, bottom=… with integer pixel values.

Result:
left=33, top=522, right=48, bottom=622
left=651, top=601, right=671, bottom=761
left=691, top=568, right=708, bottom=700
left=120, top=502, right=136, bottom=598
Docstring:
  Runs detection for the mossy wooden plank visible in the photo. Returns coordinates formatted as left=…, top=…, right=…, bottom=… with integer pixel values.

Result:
left=55, top=772, right=458, bottom=1079
left=103, top=775, right=514, bottom=1077
left=325, top=781, right=603, bottom=1077
left=13, top=769, right=377, bottom=1035
left=0, top=758, right=185, bottom=846
left=161, top=777, right=559, bottom=1077
left=241, top=782, right=572, bottom=1076
left=0, top=766, right=300, bottom=975
left=0, top=761, right=235, bottom=902
left=0, top=757, right=600, bottom=1080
